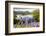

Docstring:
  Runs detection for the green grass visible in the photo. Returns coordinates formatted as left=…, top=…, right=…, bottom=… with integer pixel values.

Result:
left=14, top=24, right=32, bottom=28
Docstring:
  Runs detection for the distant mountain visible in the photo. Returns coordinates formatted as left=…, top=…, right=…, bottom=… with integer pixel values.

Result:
left=14, top=11, right=32, bottom=15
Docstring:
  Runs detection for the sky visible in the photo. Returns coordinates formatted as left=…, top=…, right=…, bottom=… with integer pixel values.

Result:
left=14, top=8, right=36, bottom=13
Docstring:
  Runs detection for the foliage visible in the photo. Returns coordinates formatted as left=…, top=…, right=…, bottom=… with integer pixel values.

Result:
left=14, top=15, right=20, bottom=24
left=32, top=9, right=40, bottom=22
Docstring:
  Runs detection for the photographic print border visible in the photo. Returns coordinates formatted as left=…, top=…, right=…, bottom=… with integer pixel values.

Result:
left=5, top=1, right=45, bottom=35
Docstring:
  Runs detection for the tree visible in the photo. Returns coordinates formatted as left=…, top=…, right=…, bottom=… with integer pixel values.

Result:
left=14, top=15, right=20, bottom=24
left=32, top=9, right=39, bottom=22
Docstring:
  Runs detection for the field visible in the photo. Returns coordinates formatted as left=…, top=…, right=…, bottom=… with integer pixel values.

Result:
left=14, top=22, right=39, bottom=28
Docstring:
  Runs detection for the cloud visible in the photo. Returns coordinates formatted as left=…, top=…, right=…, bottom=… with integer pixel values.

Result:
left=14, top=8, right=36, bottom=13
